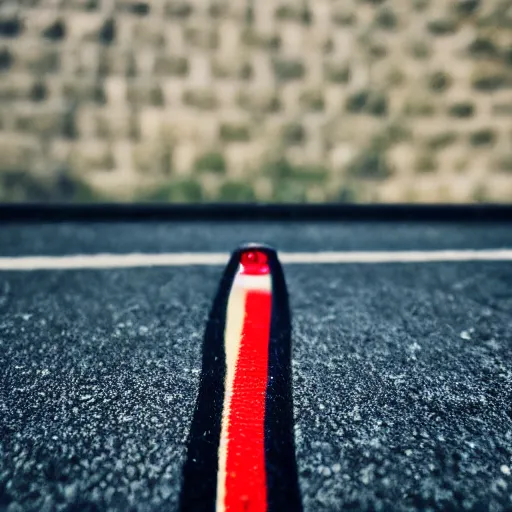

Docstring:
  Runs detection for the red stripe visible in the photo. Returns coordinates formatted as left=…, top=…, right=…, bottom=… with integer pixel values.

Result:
left=224, top=289, right=272, bottom=512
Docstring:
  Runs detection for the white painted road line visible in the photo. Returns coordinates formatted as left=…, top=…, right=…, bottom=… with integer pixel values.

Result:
left=0, top=249, right=511, bottom=271
left=280, top=249, right=512, bottom=264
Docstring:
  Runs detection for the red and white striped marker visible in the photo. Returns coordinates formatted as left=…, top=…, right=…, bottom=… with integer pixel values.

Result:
left=217, top=249, right=272, bottom=512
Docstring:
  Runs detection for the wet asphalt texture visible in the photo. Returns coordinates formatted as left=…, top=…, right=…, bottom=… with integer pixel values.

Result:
left=0, top=221, right=512, bottom=512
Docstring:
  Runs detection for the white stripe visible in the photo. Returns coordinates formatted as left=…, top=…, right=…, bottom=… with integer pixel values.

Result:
left=280, top=249, right=512, bottom=264
left=217, top=272, right=246, bottom=512
left=234, top=270, right=273, bottom=291
left=0, top=249, right=511, bottom=271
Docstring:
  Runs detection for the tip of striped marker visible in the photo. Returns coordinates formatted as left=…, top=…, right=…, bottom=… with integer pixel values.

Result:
left=240, top=249, right=270, bottom=275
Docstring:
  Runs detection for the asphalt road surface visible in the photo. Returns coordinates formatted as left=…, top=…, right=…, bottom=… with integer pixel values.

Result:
left=1, top=221, right=512, bottom=512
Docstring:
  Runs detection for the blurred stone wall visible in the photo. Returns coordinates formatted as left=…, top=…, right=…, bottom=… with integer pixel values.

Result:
left=0, top=0, right=512, bottom=202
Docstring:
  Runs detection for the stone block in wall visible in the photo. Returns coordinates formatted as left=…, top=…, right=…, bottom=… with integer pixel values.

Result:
left=250, top=51, right=276, bottom=88
left=184, top=24, right=219, bottom=50
left=206, top=1, right=230, bottom=21
left=241, top=27, right=281, bottom=53
left=60, top=44, right=97, bottom=75
left=104, top=76, right=127, bottom=105
left=324, top=59, right=351, bottom=86
left=126, top=79, right=164, bottom=107
left=86, top=166, right=140, bottom=199
left=41, top=76, right=62, bottom=101
left=324, top=115, right=378, bottom=148
left=409, top=174, right=457, bottom=203
left=116, top=0, right=152, bottom=17
left=430, top=24, right=474, bottom=60
left=112, top=139, right=135, bottom=174
left=280, top=82, right=302, bottom=116
left=66, top=11, right=104, bottom=41
left=454, top=174, right=494, bottom=203
left=21, top=8, right=56, bottom=36
left=138, top=107, right=166, bottom=140
left=377, top=178, right=411, bottom=203
left=162, top=23, right=185, bottom=53
left=275, top=4, right=313, bottom=28
left=211, top=54, right=252, bottom=81
left=161, top=109, right=200, bottom=142
left=182, top=88, right=218, bottom=110
left=303, top=56, right=323, bottom=87
left=278, top=22, right=307, bottom=57
left=0, top=107, right=8, bottom=131
left=133, top=48, right=156, bottom=76
left=237, top=87, right=282, bottom=115
left=491, top=89, right=512, bottom=117
left=299, top=134, right=326, bottom=166
left=194, top=114, right=219, bottom=145
left=253, top=2, right=276, bottom=33
left=57, top=44, right=75, bottom=75
left=329, top=143, right=355, bottom=171
left=144, top=0, right=170, bottom=17
left=0, top=73, right=34, bottom=101
left=0, top=133, right=43, bottom=172
left=58, top=0, right=103, bottom=11
left=387, top=144, right=415, bottom=176
left=62, top=78, right=104, bottom=104
left=172, top=141, right=197, bottom=174
left=131, top=139, right=171, bottom=176
left=224, top=141, right=265, bottom=178
left=253, top=176, right=273, bottom=201
left=187, top=54, right=211, bottom=87
left=111, top=13, right=135, bottom=47
left=213, top=82, right=239, bottom=108
left=164, top=1, right=194, bottom=21
left=219, top=120, right=252, bottom=144
left=12, top=41, right=60, bottom=74
left=49, top=138, right=73, bottom=164
left=69, top=138, right=115, bottom=173
left=72, top=43, right=100, bottom=75
left=331, top=4, right=358, bottom=28
left=76, top=107, right=97, bottom=138
left=324, top=85, right=348, bottom=113
left=98, top=48, right=132, bottom=77
left=272, top=56, right=306, bottom=83
left=260, top=115, right=289, bottom=142
left=331, top=32, right=357, bottom=61
left=285, top=147, right=310, bottom=169
left=95, top=108, right=139, bottom=140
left=223, top=0, right=245, bottom=21
left=493, top=102, right=512, bottom=117
left=132, top=18, right=166, bottom=46
left=160, top=78, right=185, bottom=105
left=14, top=103, right=68, bottom=138
left=153, top=53, right=189, bottom=77
left=281, top=121, right=307, bottom=147
left=310, top=0, right=332, bottom=30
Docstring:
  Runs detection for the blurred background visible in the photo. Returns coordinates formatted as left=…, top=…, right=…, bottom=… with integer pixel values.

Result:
left=0, top=0, right=511, bottom=203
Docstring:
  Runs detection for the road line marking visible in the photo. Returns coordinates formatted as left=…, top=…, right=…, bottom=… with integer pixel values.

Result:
left=0, top=249, right=512, bottom=271
left=280, top=249, right=512, bottom=264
